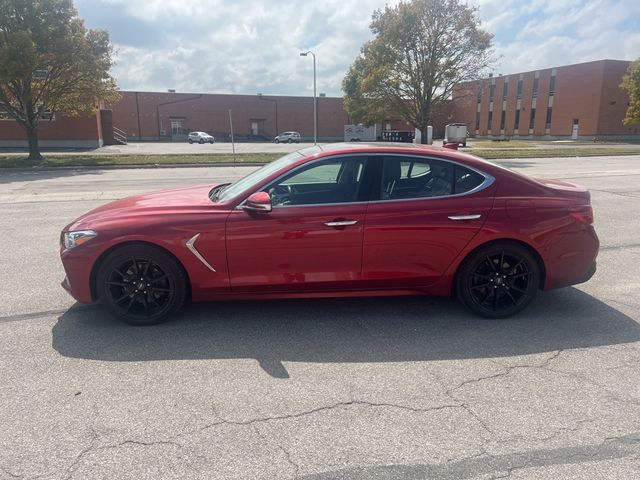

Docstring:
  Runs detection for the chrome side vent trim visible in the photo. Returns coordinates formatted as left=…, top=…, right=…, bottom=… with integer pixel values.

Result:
left=186, top=233, right=216, bottom=272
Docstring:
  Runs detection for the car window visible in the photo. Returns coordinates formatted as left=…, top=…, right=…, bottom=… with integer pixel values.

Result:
left=454, top=166, right=484, bottom=194
left=264, top=157, right=366, bottom=206
left=382, top=156, right=454, bottom=200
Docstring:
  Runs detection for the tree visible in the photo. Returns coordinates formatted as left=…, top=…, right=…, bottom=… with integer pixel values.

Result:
left=621, top=59, right=640, bottom=126
left=0, top=0, right=120, bottom=160
left=343, top=0, right=493, bottom=142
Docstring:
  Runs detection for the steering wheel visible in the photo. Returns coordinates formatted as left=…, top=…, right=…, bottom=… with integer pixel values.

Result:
left=268, top=184, right=293, bottom=206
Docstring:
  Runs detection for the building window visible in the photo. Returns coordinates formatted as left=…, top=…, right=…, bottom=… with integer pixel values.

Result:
left=477, top=82, right=482, bottom=104
left=529, top=108, right=536, bottom=130
left=489, top=84, right=495, bottom=101
left=171, top=119, right=183, bottom=135
left=500, top=110, right=506, bottom=130
left=545, top=107, right=553, bottom=129
left=502, top=82, right=508, bottom=100
left=488, top=111, right=493, bottom=130
left=475, top=111, right=480, bottom=130
left=549, top=75, right=556, bottom=96
left=517, top=79, right=523, bottom=100
left=532, top=77, right=539, bottom=98
left=514, top=109, right=520, bottom=130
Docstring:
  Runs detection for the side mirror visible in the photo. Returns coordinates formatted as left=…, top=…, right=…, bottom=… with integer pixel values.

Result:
left=242, top=191, right=272, bottom=212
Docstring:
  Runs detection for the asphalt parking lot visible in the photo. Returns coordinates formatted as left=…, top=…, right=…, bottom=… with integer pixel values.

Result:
left=1, top=155, right=639, bottom=479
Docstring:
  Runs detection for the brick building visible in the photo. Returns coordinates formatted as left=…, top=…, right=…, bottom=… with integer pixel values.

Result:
left=452, top=59, right=640, bottom=141
left=110, top=91, right=354, bottom=142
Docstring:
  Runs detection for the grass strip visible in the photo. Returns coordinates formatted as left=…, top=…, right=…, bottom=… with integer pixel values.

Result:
left=1, top=147, right=639, bottom=169
left=0, top=153, right=280, bottom=168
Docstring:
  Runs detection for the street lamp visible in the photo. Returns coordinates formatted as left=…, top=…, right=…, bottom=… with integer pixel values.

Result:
left=257, top=93, right=278, bottom=138
left=299, top=51, right=317, bottom=144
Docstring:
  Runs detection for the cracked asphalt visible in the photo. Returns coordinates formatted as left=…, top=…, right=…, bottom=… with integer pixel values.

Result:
left=0, top=154, right=639, bottom=479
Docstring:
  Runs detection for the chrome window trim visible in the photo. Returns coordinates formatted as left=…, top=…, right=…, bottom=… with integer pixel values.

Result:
left=186, top=234, right=217, bottom=272
left=370, top=153, right=495, bottom=204
left=236, top=152, right=495, bottom=209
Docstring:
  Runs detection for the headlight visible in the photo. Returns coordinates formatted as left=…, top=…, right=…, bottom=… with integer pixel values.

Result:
left=63, top=230, right=97, bottom=249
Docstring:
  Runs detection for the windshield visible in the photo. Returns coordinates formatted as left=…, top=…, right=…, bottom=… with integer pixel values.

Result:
left=216, top=146, right=321, bottom=202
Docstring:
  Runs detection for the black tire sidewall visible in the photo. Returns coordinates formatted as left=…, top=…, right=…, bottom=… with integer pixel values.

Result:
left=456, top=242, right=540, bottom=318
left=96, top=244, right=187, bottom=326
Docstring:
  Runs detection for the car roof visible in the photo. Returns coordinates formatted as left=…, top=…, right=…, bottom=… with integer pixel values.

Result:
left=298, top=142, right=511, bottom=176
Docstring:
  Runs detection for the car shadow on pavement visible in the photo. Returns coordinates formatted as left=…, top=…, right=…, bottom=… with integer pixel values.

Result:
left=52, top=287, right=640, bottom=378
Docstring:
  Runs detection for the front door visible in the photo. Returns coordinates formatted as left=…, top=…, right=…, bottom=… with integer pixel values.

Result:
left=226, top=155, right=372, bottom=292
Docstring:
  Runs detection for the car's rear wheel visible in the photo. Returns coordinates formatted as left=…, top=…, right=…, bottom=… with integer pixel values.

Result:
left=287, top=138, right=292, bottom=143
left=199, top=139, right=204, bottom=144
left=456, top=242, right=540, bottom=318
left=96, top=244, right=187, bottom=326
left=188, top=139, right=193, bottom=144
left=275, top=139, right=280, bottom=143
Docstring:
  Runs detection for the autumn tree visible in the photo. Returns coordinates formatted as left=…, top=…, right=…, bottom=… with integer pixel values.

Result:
left=343, top=0, right=493, bottom=142
left=0, top=0, right=119, bottom=160
left=621, top=59, right=640, bottom=126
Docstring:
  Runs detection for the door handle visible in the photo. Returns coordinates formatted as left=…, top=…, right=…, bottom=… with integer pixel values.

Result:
left=448, top=214, right=482, bottom=221
left=324, top=220, right=358, bottom=227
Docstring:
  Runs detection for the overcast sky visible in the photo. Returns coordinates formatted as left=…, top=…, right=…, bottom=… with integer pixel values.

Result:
left=74, top=0, right=640, bottom=97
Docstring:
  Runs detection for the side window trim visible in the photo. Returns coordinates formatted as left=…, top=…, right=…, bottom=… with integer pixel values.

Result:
left=260, top=154, right=375, bottom=208
left=373, top=154, right=495, bottom=203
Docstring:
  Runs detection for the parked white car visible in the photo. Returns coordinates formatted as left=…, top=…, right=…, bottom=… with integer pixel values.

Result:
left=187, top=131, right=215, bottom=144
left=274, top=131, right=301, bottom=143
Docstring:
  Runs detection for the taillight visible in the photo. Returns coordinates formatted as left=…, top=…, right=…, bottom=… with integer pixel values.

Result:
left=570, top=205, right=594, bottom=224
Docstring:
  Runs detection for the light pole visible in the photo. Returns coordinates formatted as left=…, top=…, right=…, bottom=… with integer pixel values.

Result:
left=257, top=93, right=278, bottom=137
left=299, top=51, right=316, bottom=144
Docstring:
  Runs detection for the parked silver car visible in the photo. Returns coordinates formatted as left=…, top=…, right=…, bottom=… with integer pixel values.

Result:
left=187, top=131, right=215, bottom=144
left=274, top=131, right=301, bottom=143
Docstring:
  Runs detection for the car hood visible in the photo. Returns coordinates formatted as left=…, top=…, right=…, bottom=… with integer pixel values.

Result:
left=65, top=184, right=228, bottom=230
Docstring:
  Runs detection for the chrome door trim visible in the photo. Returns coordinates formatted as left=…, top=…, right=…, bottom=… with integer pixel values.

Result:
left=186, top=234, right=217, bottom=272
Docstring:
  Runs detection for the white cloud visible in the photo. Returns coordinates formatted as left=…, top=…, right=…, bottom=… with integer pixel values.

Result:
left=75, top=0, right=640, bottom=94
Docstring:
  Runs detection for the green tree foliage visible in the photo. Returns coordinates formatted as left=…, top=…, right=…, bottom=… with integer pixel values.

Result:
left=621, top=59, right=640, bottom=126
left=0, top=0, right=120, bottom=160
left=343, top=0, right=493, bottom=142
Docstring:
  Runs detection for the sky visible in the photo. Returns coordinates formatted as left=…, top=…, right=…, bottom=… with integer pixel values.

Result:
left=74, top=0, right=640, bottom=97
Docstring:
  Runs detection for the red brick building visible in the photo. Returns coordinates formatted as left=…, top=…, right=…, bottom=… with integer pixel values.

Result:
left=452, top=59, right=640, bottom=141
left=110, top=91, right=353, bottom=142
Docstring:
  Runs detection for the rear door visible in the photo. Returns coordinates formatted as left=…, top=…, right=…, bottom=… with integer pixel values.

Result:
left=362, top=154, right=496, bottom=288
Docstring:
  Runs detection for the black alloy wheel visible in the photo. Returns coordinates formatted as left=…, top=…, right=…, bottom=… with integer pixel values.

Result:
left=97, top=245, right=187, bottom=325
left=456, top=243, right=540, bottom=318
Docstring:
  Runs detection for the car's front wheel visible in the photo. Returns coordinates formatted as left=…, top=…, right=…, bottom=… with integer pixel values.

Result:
left=96, top=244, right=187, bottom=326
left=287, top=138, right=293, bottom=143
left=455, top=242, right=540, bottom=318
left=199, top=139, right=204, bottom=144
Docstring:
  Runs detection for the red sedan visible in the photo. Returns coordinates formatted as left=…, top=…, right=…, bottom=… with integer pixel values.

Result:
left=60, top=143, right=599, bottom=325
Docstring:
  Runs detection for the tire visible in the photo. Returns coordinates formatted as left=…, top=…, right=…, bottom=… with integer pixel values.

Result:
left=199, top=139, right=204, bottom=144
left=455, top=242, right=540, bottom=318
left=188, top=139, right=193, bottom=144
left=275, top=139, right=280, bottom=144
left=210, top=140, right=214, bottom=144
left=287, top=138, right=292, bottom=143
left=96, top=244, right=187, bottom=326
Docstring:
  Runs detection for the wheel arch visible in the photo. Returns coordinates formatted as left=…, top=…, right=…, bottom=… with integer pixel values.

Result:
left=452, top=238, right=547, bottom=294
left=89, top=240, right=192, bottom=302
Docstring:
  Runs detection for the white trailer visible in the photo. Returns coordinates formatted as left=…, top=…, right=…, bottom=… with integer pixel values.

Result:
left=344, top=124, right=377, bottom=142
left=444, top=123, right=468, bottom=147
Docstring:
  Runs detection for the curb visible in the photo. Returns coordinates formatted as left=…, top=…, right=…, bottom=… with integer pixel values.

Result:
left=0, top=162, right=267, bottom=173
